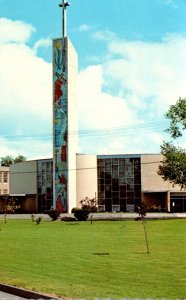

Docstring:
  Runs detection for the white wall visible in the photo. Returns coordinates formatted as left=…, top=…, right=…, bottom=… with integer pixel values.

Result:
left=67, top=38, right=78, bottom=212
left=76, top=154, right=98, bottom=208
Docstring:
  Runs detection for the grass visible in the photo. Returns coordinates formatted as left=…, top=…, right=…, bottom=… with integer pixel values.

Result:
left=0, top=218, right=186, bottom=299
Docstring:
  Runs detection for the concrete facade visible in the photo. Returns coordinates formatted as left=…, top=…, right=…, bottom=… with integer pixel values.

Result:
left=141, top=154, right=183, bottom=212
left=0, top=166, right=9, bottom=196
left=9, top=161, right=38, bottom=213
left=66, top=38, right=78, bottom=212
left=76, top=154, right=97, bottom=206
left=10, top=161, right=37, bottom=195
left=6, top=153, right=186, bottom=213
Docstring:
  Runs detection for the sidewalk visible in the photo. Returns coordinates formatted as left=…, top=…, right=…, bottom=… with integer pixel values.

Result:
left=0, top=212, right=186, bottom=220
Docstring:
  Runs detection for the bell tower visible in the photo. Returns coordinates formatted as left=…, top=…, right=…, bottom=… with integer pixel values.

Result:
left=53, top=1, right=78, bottom=212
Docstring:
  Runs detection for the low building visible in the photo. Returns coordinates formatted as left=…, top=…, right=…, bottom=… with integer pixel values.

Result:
left=9, top=159, right=52, bottom=213
left=0, top=166, right=9, bottom=212
left=8, top=154, right=186, bottom=214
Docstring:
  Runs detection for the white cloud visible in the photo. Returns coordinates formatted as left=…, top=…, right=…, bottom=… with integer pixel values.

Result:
left=0, top=42, right=52, bottom=116
left=164, top=0, right=177, bottom=9
left=1, top=18, right=186, bottom=158
left=0, top=18, right=52, bottom=159
left=78, top=24, right=92, bottom=32
left=0, top=18, right=35, bottom=44
left=92, top=30, right=116, bottom=41
left=33, top=38, right=52, bottom=55
left=78, top=65, right=138, bottom=131
left=104, top=34, right=186, bottom=116
left=77, top=33, right=186, bottom=154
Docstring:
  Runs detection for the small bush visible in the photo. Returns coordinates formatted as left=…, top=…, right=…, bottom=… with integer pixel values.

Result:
left=71, top=207, right=78, bottom=214
left=31, top=214, right=35, bottom=222
left=45, top=209, right=61, bottom=221
left=71, top=207, right=89, bottom=221
left=80, top=197, right=98, bottom=213
left=31, top=215, right=42, bottom=225
left=35, top=216, right=42, bottom=225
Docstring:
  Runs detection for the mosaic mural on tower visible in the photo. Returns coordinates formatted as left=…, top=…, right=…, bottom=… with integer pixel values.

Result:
left=53, top=38, right=68, bottom=212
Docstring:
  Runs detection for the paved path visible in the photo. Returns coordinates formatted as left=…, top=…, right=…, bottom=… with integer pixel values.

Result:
left=0, top=212, right=186, bottom=220
left=0, top=291, right=26, bottom=299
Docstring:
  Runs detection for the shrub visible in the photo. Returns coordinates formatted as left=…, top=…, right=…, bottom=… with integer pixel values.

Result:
left=71, top=207, right=89, bottom=221
left=45, top=209, right=61, bottom=221
left=30, top=215, right=42, bottom=225
left=35, top=216, right=42, bottom=225
left=80, top=197, right=98, bottom=213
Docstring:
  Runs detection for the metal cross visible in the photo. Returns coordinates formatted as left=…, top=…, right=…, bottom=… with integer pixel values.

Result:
left=59, top=0, right=70, bottom=37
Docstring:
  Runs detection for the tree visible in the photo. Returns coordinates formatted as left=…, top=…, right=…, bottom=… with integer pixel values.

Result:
left=3, top=196, right=20, bottom=224
left=14, top=155, right=27, bottom=164
left=158, top=98, right=186, bottom=189
left=1, top=156, right=14, bottom=166
left=136, top=203, right=149, bottom=254
left=158, top=142, right=186, bottom=189
left=165, top=97, right=186, bottom=138
left=79, top=197, right=98, bottom=213
left=1, top=155, right=26, bottom=166
left=80, top=197, right=98, bottom=223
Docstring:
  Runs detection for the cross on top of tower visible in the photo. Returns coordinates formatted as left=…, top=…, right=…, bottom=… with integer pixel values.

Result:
left=59, top=0, right=70, bottom=37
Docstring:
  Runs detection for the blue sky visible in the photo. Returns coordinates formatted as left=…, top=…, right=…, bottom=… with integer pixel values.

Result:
left=1, top=0, right=186, bottom=159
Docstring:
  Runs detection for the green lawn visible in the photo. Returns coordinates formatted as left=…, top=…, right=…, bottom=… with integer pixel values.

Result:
left=0, top=219, right=186, bottom=299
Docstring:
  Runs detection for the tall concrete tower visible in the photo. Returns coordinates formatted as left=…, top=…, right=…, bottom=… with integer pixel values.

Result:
left=53, top=1, right=78, bottom=213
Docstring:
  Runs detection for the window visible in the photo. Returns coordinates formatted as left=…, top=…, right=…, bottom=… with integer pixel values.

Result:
left=105, top=172, right=111, bottom=180
left=120, top=185, right=126, bottom=198
left=105, top=159, right=111, bottom=172
left=112, top=205, right=120, bottom=212
left=112, top=158, right=118, bottom=165
left=98, top=168, right=104, bottom=178
left=119, top=172, right=126, bottom=184
left=0, top=172, right=2, bottom=182
left=98, top=159, right=104, bottom=168
left=98, top=156, right=141, bottom=212
left=112, top=165, right=118, bottom=178
left=3, top=189, right=8, bottom=194
left=98, top=178, right=104, bottom=185
left=98, top=205, right=105, bottom=212
left=105, top=185, right=111, bottom=198
left=112, top=179, right=119, bottom=191
left=3, top=172, right=8, bottom=183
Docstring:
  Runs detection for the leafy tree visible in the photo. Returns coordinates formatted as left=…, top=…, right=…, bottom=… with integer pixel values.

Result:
left=158, top=98, right=186, bottom=190
left=1, top=156, right=14, bottom=166
left=14, top=155, right=27, bottom=164
left=165, top=97, right=186, bottom=138
left=1, top=155, right=26, bottom=166
left=158, top=142, right=186, bottom=189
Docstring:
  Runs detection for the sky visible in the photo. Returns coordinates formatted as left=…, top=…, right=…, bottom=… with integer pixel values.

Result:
left=1, top=0, right=186, bottom=160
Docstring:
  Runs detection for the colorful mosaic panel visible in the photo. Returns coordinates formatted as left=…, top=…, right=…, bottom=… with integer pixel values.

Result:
left=53, top=38, right=68, bottom=212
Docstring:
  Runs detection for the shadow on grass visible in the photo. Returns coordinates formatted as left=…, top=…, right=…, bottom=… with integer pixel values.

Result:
left=93, top=252, right=110, bottom=256
left=65, top=222, right=80, bottom=225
